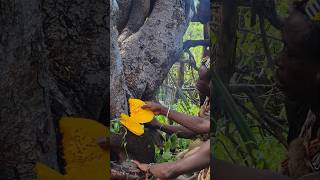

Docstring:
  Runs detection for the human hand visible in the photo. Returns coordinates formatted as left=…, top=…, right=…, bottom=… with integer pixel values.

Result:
left=131, top=160, right=150, bottom=172
left=132, top=160, right=173, bottom=179
left=142, top=101, right=166, bottom=115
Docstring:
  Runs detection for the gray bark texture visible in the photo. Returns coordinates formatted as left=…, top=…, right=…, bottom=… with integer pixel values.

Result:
left=0, top=0, right=58, bottom=179
left=120, top=0, right=190, bottom=100
left=0, top=0, right=109, bottom=179
left=109, top=0, right=191, bottom=167
left=0, top=0, right=191, bottom=178
left=116, top=0, right=132, bottom=33
left=110, top=0, right=129, bottom=119
left=117, top=0, right=151, bottom=43
left=43, top=0, right=109, bottom=123
left=111, top=0, right=192, bottom=114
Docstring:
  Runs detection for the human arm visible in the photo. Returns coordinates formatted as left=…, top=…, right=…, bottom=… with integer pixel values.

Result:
left=142, top=102, right=210, bottom=134
left=146, top=118, right=197, bottom=138
left=159, top=125, right=197, bottom=138
left=133, top=140, right=210, bottom=179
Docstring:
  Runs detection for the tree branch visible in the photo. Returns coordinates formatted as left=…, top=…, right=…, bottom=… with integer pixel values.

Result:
left=234, top=94, right=287, bottom=147
left=214, top=0, right=284, bottom=29
left=183, top=40, right=210, bottom=50
left=246, top=91, right=288, bottom=148
left=238, top=28, right=282, bottom=42
left=261, top=0, right=284, bottom=29
left=185, top=49, right=199, bottom=71
left=259, top=14, right=275, bottom=70
left=229, top=83, right=275, bottom=92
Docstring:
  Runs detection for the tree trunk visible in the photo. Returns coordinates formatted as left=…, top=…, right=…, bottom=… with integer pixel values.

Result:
left=0, top=1, right=58, bottom=178
left=0, top=0, right=109, bottom=178
left=42, top=0, right=109, bottom=123
left=215, top=0, right=238, bottom=84
left=120, top=0, right=191, bottom=100
left=116, top=0, right=133, bottom=33
left=118, top=0, right=151, bottom=43
left=110, top=0, right=129, bottom=119
left=110, top=0, right=192, bottom=168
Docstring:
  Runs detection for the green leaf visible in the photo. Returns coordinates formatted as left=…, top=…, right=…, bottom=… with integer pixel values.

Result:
left=212, top=70, right=259, bottom=163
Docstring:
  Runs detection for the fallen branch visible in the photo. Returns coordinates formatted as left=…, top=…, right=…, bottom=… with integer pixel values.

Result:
left=111, top=161, right=145, bottom=180
left=111, top=169, right=142, bottom=180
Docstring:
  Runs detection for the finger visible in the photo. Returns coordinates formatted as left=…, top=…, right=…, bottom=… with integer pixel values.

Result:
left=144, top=101, right=152, bottom=105
left=141, top=104, right=150, bottom=109
left=146, top=172, right=152, bottom=180
left=131, top=160, right=140, bottom=165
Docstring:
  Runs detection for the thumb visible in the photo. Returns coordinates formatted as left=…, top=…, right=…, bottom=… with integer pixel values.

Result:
left=141, top=104, right=150, bottom=109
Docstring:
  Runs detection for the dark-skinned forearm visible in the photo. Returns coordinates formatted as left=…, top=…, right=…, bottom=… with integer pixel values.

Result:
left=170, top=140, right=210, bottom=178
left=159, top=107, right=210, bottom=134
left=212, top=159, right=292, bottom=180
left=159, top=124, right=197, bottom=138
left=150, top=140, right=210, bottom=179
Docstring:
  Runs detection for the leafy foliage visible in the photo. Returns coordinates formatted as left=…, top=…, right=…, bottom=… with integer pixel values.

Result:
left=155, top=21, right=205, bottom=163
left=211, top=1, right=290, bottom=171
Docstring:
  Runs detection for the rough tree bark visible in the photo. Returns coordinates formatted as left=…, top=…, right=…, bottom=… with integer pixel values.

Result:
left=116, top=0, right=132, bottom=33
left=109, top=0, right=192, bottom=177
left=120, top=0, right=191, bottom=100
left=0, top=1, right=58, bottom=179
left=110, top=0, right=158, bottom=170
left=214, top=0, right=238, bottom=84
left=42, top=0, right=109, bottom=124
left=110, top=0, right=128, bottom=119
left=0, top=0, right=109, bottom=179
left=0, top=0, right=197, bottom=178
left=117, top=0, right=151, bottom=43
